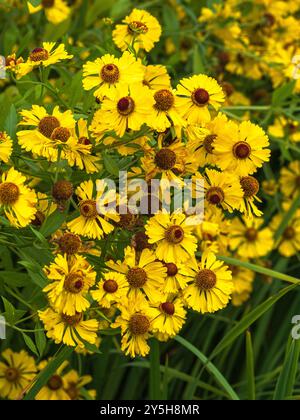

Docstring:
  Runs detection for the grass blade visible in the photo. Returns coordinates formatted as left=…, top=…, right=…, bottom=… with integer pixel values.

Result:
left=149, top=339, right=161, bottom=400
left=246, top=331, right=256, bottom=400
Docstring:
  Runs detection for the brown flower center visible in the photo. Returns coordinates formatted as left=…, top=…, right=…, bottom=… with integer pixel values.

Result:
left=101, top=63, right=120, bottom=84
left=0, top=182, right=20, bottom=205
left=192, top=88, right=210, bottom=106
left=51, top=127, right=71, bottom=142
left=127, top=267, right=147, bottom=288
left=117, top=97, right=135, bottom=116
left=160, top=302, right=175, bottom=315
left=58, top=233, right=82, bottom=254
left=154, top=89, right=174, bottom=111
left=80, top=200, right=98, bottom=218
left=129, top=314, right=150, bottom=335
left=30, top=47, right=49, bottom=62
left=164, top=262, right=178, bottom=276
left=38, top=116, right=60, bottom=138
left=128, top=21, right=148, bottom=34
left=206, top=187, right=225, bottom=205
left=103, top=279, right=118, bottom=293
left=42, top=0, right=55, bottom=8
left=66, top=383, right=79, bottom=400
left=283, top=226, right=295, bottom=240
left=131, top=231, right=151, bottom=252
left=52, top=180, right=73, bottom=201
left=64, top=273, right=84, bottom=294
left=5, top=367, right=20, bottom=382
left=221, top=81, right=234, bottom=97
left=31, top=210, right=46, bottom=227
left=203, top=134, right=216, bottom=154
left=245, top=228, right=258, bottom=241
left=165, top=225, right=184, bottom=244
left=233, top=141, right=251, bottom=159
left=78, top=136, right=91, bottom=145
left=195, top=269, right=217, bottom=290
left=47, top=375, right=63, bottom=391
left=61, top=312, right=82, bottom=326
left=155, top=148, right=177, bottom=170
left=240, top=176, right=260, bottom=197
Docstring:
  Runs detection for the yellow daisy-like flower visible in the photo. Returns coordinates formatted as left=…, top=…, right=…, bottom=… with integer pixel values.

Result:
left=161, top=261, right=190, bottom=293
left=229, top=264, right=255, bottom=307
left=16, top=42, right=72, bottom=79
left=229, top=216, right=274, bottom=258
left=213, top=120, right=270, bottom=176
left=43, top=254, right=96, bottom=316
left=279, top=160, right=300, bottom=199
left=112, top=295, right=153, bottom=357
left=182, top=252, right=233, bottom=314
left=17, top=105, right=75, bottom=162
left=0, top=349, right=37, bottom=400
left=32, top=192, right=57, bottom=227
left=106, top=246, right=166, bottom=303
left=0, top=167, right=37, bottom=228
left=145, top=212, right=198, bottom=263
left=271, top=209, right=300, bottom=257
left=39, top=307, right=99, bottom=348
left=82, top=51, right=144, bottom=100
left=63, top=370, right=96, bottom=400
left=35, top=361, right=70, bottom=400
left=239, top=175, right=263, bottom=218
left=67, top=179, right=119, bottom=240
left=143, top=64, right=171, bottom=91
left=203, top=168, right=244, bottom=213
left=0, top=131, right=13, bottom=163
left=90, top=84, right=155, bottom=138
left=112, top=8, right=162, bottom=52
left=176, top=74, right=225, bottom=124
left=28, top=0, right=71, bottom=25
left=91, top=271, right=128, bottom=308
left=148, top=296, right=187, bottom=338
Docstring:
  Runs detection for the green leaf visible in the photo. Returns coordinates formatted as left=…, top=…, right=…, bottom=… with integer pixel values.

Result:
left=4, top=104, right=17, bottom=138
left=39, top=210, right=67, bottom=238
left=149, top=339, right=161, bottom=400
left=272, top=80, right=296, bottom=106
left=193, top=45, right=205, bottom=73
left=175, top=336, right=240, bottom=400
left=103, top=153, right=120, bottom=176
left=24, top=346, right=74, bottom=400
left=246, top=331, right=255, bottom=400
left=35, top=323, right=47, bottom=357
left=0, top=271, right=29, bottom=287
left=211, top=284, right=298, bottom=359
left=2, top=296, right=16, bottom=325
left=22, top=332, right=39, bottom=357
left=273, top=338, right=300, bottom=400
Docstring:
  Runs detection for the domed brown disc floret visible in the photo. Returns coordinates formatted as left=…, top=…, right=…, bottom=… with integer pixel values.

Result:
left=38, top=116, right=60, bottom=138
left=129, top=314, right=150, bottom=335
left=128, top=21, right=148, bottom=34
left=64, top=273, right=84, bottom=294
left=101, top=64, right=120, bottom=84
left=30, top=47, right=49, bottom=62
left=61, top=312, right=82, bottom=326
left=164, top=262, right=178, bottom=276
left=127, top=267, right=147, bottom=288
left=283, top=226, right=295, bottom=240
left=52, top=180, right=73, bottom=201
left=154, top=89, right=175, bottom=111
left=203, top=134, right=217, bottom=154
left=78, top=136, right=91, bottom=145
left=103, top=279, right=118, bottom=293
left=195, top=269, right=217, bottom=290
left=233, top=141, right=251, bottom=159
left=131, top=231, right=151, bottom=252
left=58, top=233, right=82, bottom=255
left=0, top=182, right=20, bottom=205
left=66, top=383, right=79, bottom=400
left=5, top=367, right=19, bottom=383
left=42, top=0, right=55, bottom=7
left=155, top=148, right=177, bottom=170
left=192, top=88, right=210, bottom=106
left=206, top=187, right=225, bottom=205
left=245, top=228, right=258, bottom=242
left=240, top=176, right=260, bottom=197
left=79, top=200, right=98, bottom=218
left=51, top=127, right=71, bottom=143
left=117, top=97, right=135, bottom=116
left=160, top=302, right=175, bottom=315
left=165, top=225, right=184, bottom=244
left=31, top=210, right=46, bottom=227
left=47, top=375, right=63, bottom=391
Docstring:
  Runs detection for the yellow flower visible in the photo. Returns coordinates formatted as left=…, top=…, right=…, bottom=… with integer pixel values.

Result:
left=111, top=295, right=153, bottom=357
left=176, top=74, right=225, bottom=124
left=148, top=297, right=186, bottom=338
left=229, top=264, right=255, bottom=307
left=27, top=0, right=71, bottom=25
left=203, top=168, right=244, bottom=213
left=239, top=175, right=263, bottom=218
left=91, top=271, right=128, bottom=308
left=113, top=8, right=162, bottom=52
left=63, top=370, right=96, bottom=400
left=32, top=192, right=58, bottom=227
left=161, top=261, right=190, bottom=293
left=35, top=361, right=70, bottom=400
left=0, top=131, right=13, bottom=163
left=0, top=167, right=37, bottom=228
left=271, top=208, right=300, bottom=257
left=90, top=84, right=155, bottom=138
left=106, top=246, right=166, bottom=303
left=213, top=120, right=270, bottom=176
left=17, top=105, right=76, bottom=162
left=0, top=349, right=37, bottom=400
left=143, top=65, right=171, bottom=91
left=269, top=116, right=300, bottom=143
left=39, top=307, right=99, bottom=348
left=145, top=212, right=198, bottom=263
left=16, top=42, right=72, bottom=78
left=83, top=51, right=144, bottom=100
left=229, top=216, right=274, bottom=258
left=182, top=252, right=233, bottom=314
left=43, top=254, right=96, bottom=316
left=67, top=179, right=119, bottom=240
left=279, top=161, right=300, bottom=199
